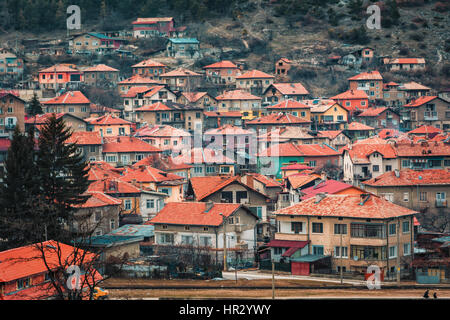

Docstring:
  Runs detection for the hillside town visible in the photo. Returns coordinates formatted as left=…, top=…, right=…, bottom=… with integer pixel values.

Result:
left=0, top=7, right=449, bottom=301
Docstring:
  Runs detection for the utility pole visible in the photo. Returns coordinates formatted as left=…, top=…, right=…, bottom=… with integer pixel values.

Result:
left=340, top=230, right=343, bottom=285
left=220, top=213, right=227, bottom=272
left=397, top=218, right=401, bottom=284
left=272, top=259, right=275, bottom=300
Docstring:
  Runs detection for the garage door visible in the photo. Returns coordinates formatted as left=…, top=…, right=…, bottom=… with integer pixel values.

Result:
left=291, top=262, right=310, bottom=275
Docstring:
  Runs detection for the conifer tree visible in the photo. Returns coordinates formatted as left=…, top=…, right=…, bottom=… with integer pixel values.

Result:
left=28, top=93, right=43, bottom=117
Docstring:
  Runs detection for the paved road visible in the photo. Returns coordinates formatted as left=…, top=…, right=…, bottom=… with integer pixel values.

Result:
left=222, top=271, right=367, bottom=286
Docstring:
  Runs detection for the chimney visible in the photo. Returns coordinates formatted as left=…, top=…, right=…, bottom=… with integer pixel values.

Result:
left=205, top=200, right=214, bottom=213
left=247, top=174, right=254, bottom=189
left=315, top=192, right=327, bottom=203
left=394, top=169, right=400, bottom=178
left=131, top=179, right=137, bottom=186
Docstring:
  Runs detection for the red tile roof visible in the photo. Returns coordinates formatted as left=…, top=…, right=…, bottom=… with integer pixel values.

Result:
left=400, top=82, right=431, bottom=91
left=259, top=143, right=339, bottom=157
left=395, top=141, right=450, bottom=157
left=363, top=169, right=450, bottom=187
left=87, top=164, right=122, bottom=181
left=317, top=130, right=343, bottom=140
left=348, top=70, right=383, bottom=81
left=88, top=178, right=141, bottom=194
left=346, top=121, right=375, bottom=131
left=275, top=194, right=417, bottom=219
left=135, top=102, right=172, bottom=111
left=270, top=83, right=309, bottom=95
left=25, top=112, right=69, bottom=124
left=404, top=96, right=438, bottom=107
left=120, top=86, right=153, bottom=98
left=216, top=89, right=261, bottom=101
left=246, top=113, right=310, bottom=125
left=83, top=64, right=119, bottom=72
left=287, top=173, right=322, bottom=189
left=87, top=114, right=132, bottom=126
left=143, top=85, right=167, bottom=98
left=160, top=68, right=201, bottom=77
left=134, top=125, right=191, bottom=138
left=0, top=241, right=95, bottom=283
left=133, top=154, right=192, bottom=170
left=146, top=202, right=242, bottom=226
left=357, top=107, right=388, bottom=117
left=244, top=173, right=283, bottom=188
left=75, top=191, right=122, bottom=208
left=172, top=148, right=235, bottom=165
left=121, top=165, right=184, bottom=183
left=181, top=91, right=209, bottom=103
left=39, top=64, right=79, bottom=73
left=331, top=89, right=369, bottom=100
left=236, top=69, right=274, bottom=79
left=384, top=58, right=425, bottom=64
left=102, top=136, right=161, bottom=153
left=408, top=125, right=442, bottom=135
left=300, top=179, right=364, bottom=200
left=203, top=60, right=238, bottom=69
left=204, top=124, right=254, bottom=136
left=66, top=131, right=102, bottom=145
left=378, top=129, right=401, bottom=139
left=281, top=163, right=313, bottom=170
left=42, top=91, right=90, bottom=105
left=267, top=99, right=310, bottom=110
left=203, top=111, right=242, bottom=118
left=132, top=59, right=167, bottom=68
left=118, top=75, right=161, bottom=85
left=343, top=144, right=397, bottom=164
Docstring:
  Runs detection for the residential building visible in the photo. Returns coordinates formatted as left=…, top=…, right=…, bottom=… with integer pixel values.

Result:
left=38, top=64, right=82, bottom=90
left=355, top=107, right=400, bottom=130
left=339, top=47, right=375, bottom=68
left=316, top=130, right=351, bottom=150
left=177, top=92, right=217, bottom=110
left=203, top=60, right=241, bottom=84
left=159, top=68, right=202, bottom=91
left=235, top=69, right=275, bottom=96
left=274, top=193, right=417, bottom=276
left=70, top=32, right=125, bottom=55
left=133, top=153, right=192, bottom=183
left=0, top=92, right=26, bottom=137
left=166, top=38, right=201, bottom=59
left=396, top=141, right=450, bottom=170
left=134, top=124, right=191, bottom=154
left=132, top=17, right=186, bottom=38
left=203, top=111, right=243, bottom=129
left=42, top=91, right=91, bottom=118
left=215, top=89, right=262, bottom=120
left=86, top=115, right=132, bottom=137
left=82, top=64, right=119, bottom=87
left=102, top=136, right=162, bottom=167
left=0, top=48, right=23, bottom=79
left=246, top=113, right=311, bottom=136
left=66, top=131, right=103, bottom=162
left=306, top=99, right=349, bottom=131
left=300, top=179, right=365, bottom=201
left=117, top=75, right=161, bottom=95
left=383, top=58, right=426, bottom=71
left=344, top=121, right=376, bottom=141
left=131, top=59, right=168, bottom=80
left=401, top=96, right=450, bottom=132
left=330, top=89, right=369, bottom=115
left=25, top=113, right=87, bottom=136
left=262, top=83, right=310, bottom=106
left=275, top=58, right=293, bottom=77
left=265, top=99, right=311, bottom=120
left=363, top=169, right=450, bottom=231
left=348, top=70, right=383, bottom=101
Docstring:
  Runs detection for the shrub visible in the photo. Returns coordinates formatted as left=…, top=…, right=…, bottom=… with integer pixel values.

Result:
left=409, top=33, right=424, bottom=41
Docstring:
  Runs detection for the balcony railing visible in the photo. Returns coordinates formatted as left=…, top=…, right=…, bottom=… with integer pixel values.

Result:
left=424, top=111, right=438, bottom=121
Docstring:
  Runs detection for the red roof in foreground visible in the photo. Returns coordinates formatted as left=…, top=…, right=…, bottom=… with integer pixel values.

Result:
left=236, top=69, right=274, bottom=79
left=42, top=91, right=90, bottom=105
left=267, top=99, right=310, bottom=110
left=66, top=131, right=102, bottom=145
left=275, top=194, right=417, bottom=219
left=404, top=96, right=438, bottom=107
left=203, top=60, right=238, bottom=69
left=87, top=114, right=132, bottom=126
left=363, top=169, right=450, bottom=187
left=300, top=179, right=364, bottom=200
left=102, top=136, right=161, bottom=153
left=408, top=125, right=442, bottom=135
left=147, top=202, right=243, bottom=226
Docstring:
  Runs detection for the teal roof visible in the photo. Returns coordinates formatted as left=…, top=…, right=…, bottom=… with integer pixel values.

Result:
left=108, top=224, right=154, bottom=238
left=290, top=254, right=328, bottom=263
left=88, top=32, right=120, bottom=40
left=169, top=38, right=199, bottom=44
left=75, top=235, right=143, bottom=247
left=432, top=236, right=450, bottom=243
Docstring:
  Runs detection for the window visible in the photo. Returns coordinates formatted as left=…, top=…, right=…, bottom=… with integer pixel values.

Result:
left=389, top=246, right=397, bottom=258
left=124, top=199, right=132, bottom=210
left=147, top=199, right=155, bottom=209
left=206, top=166, right=216, bottom=173
left=94, top=211, right=101, bottom=222
left=403, top=243, right=411, bottom=256
left=194, top=166, right=203, bottom=173
left=110, top=219, right=115, bottom=230
left=313, top=246, right=324, bottom=255
left=312, top=222, right=323, bottom=233
left=402, top=160, right=410, bottom=168
left=351, top=223, right=385, bottom=238
left=17, top=278, right=30, bottom=290
left=309, top=161, right=316, bottom=167
left=444, top=160, right=450, bottom=167
left=274, top=247, right=284, bottom=255
left=372, top=165, right=379, bottom=172
left=106, top=155, right=117, bottom=163
left=385, top=165, right=392, bottom=172
left=106, top=128, right=113, bottom=135
left=184, top=226, right=190, bottom=231
left=291, top=222, right=303, bottom=234
left=90, top=146, right=96, bottom=153
left=199, top=236, right=211, bottom=247
left=334, top=224, right=347, bottom=234
left=220, top=166, right=230, bottom=173
left=159, top=233, right=174, bottom=244
left=389, top=223, right=396, bottom=236
left=419, top=192, right=427, bottom=202
left=402, top=221, right=410, bottom=233
left=334, top=246, right=348, bottom=258
left=181, top=235, right=193, bottom=245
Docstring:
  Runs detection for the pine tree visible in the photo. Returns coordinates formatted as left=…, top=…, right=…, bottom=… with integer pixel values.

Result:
left=0, top=126, right=40, bottom=250
left=36, top=114, right=90, bottom=242
left=28, top=93, right=43, bottom=117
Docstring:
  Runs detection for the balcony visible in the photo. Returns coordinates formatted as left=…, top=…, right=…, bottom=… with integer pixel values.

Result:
left=401, top=114, right=411, bottom=121
left=354, top=172, right=372, bottom=180
left=424, top=111, right=438, bottom=121
left=436, top=200, right=447, bottom=208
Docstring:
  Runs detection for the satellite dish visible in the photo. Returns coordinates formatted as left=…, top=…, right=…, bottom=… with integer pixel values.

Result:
left=353, top=256, right=359, bottom=261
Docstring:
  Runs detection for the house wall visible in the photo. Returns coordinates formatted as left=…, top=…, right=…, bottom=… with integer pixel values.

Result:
left=44, top=103, right=90, bottom=119
left=236, top=78, right=274, bottom=95
left=0, top=95, right=25, bottom=135
left=205, top=68, right=240, bottom=84
left=74, top=205, right=120, bottom=236
left=83, top=71, right=118, bottom=86
left=349, top=79, right=383, bottom=101
left=92, top=124, right=131, bottom=137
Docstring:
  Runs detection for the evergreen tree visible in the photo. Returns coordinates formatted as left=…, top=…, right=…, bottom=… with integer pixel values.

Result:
left=36, top=114, right=90, bottom=242
left=28, top=93, right=43, bottom=117
left=0, top=126, right=39, bottom=250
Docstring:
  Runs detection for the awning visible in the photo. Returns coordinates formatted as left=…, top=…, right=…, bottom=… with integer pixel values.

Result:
left=266, top=240, right=309, bottom=249
left=291, top=254, right=328, bottom=263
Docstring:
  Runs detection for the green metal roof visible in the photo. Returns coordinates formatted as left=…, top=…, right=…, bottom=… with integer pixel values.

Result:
left=290, top=254, right=328, bottom=263
left=432, top=236, right=450, bottom=243
left=169, top=38, right=199, bottom=44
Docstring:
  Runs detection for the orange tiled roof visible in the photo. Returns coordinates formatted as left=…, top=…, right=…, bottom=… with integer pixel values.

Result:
left=146, top=202, right=242, bottom=226
left=87, top=114, right=132, bottom=126
left=143, top=85, right=167, bottom=98
left=203, top=111, right=242, bottom=118
left=132, top=59, right=167, bottom=68
left=216, top=89, right=261, bottom=101
left=83, top=64, right=119, bottom=72
left=88, top=178, right=142, bottom=194
left=259, top=143, right=340, bottom=157
left=267, top=99, right=310, bottom=110
left=404, top=96, right=438, bottom=107
left=132, top=17, right=174, bottom=24
left=133, top=154, right=192, bottom=170
left=172, top=147, right=235, bottom=165
left=204, top=124, right=254, bottom=136
left=346, top=121, right=375, bottom=131
left=270, top=83, right=309, bottom=96
left=87, top=164, right=121, bottom=181
left=348, top=70, right=383, bottom=81
left=203, top=60, right=238, bottom=69
left=160, top=68, right=201, bottom=77
left=181, top=92, right=209, bottom=103
left=331, top=89, right=369, bottom=100
left=25, top=112, right=69, bottom=124
left=384, top=58, right=425, bottom=64
left=42, top=91, right=90, bottom=105
left=378, top=129, right=401, bottom=139
left=408, top=125, right=442, bottom=135
left=135, top=102, right=172, bottom=111
left=102, top=136, right=161, bottom=153
left=275, top=194, right=417, bottom=219
left=75, top=191, right=122, bottom=208
left=317, top=130, right=343, bottom=140
left=363, top=169, right=450, bottom=187
left=135, top=125, right=191, bottom=138
left=343, top=143, right=397, bottom=164
left=118, top=75, right=160, bottom=85
left=395, top=141, right=450, bottom=157
left=66, top=131, right=102, bottom=145
left=236, top=69, right=274, bottom=79
left=245, top=173, right=283, bottom=188
left=400, top=82, right=431, bottom=91
left=287, top=173, right=322, bottom=189
left=120, top=86, right=153, bottom=98
left=121, top=165, right=184, bottom=183
left=246, top=113, right=310, bottom=125
left=39, top=64, right=79, bottom=73
left=357, top=107, right=388, bottom=117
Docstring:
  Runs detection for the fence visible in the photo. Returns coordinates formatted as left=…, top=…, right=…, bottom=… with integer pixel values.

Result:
left=259, top=259, right=291, bottom=272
